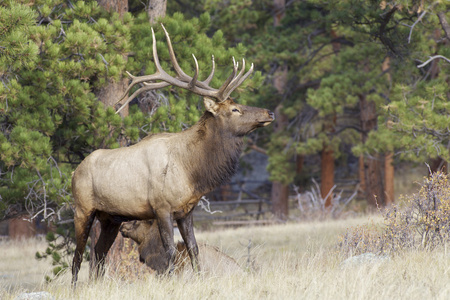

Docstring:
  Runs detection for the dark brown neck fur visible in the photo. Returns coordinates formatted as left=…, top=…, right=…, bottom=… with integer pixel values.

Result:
left=181, top=112, right=243, bottom=195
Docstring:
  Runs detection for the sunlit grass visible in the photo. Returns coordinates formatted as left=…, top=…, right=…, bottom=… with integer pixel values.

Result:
left=2, top=216, right=450, bottom=299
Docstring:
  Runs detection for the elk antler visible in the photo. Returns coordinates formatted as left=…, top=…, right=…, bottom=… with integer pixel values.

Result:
left=115, top=24, right=254, bottom=114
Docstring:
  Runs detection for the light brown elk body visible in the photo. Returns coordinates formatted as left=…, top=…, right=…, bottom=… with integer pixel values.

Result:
left=120, top=220, right=242, bottom=275
left=71, top=25, right=274, bottom=285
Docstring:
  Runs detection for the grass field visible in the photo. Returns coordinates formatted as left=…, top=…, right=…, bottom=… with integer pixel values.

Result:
left=1, top=215, right=450, bottom=299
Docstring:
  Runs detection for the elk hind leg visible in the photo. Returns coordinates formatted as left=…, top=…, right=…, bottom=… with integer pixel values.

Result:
left=91, top=216, right=121, bottom=279
left=72, top=210, right=95, bottom=286
left=177, top=211, right=200, bottom=272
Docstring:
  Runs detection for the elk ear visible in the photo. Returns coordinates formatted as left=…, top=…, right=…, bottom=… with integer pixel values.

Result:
left=203, top=97, right=220, bottom=116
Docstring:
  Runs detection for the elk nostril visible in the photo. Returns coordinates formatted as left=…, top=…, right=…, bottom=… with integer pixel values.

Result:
left=268, top=110, right=275, bottom=119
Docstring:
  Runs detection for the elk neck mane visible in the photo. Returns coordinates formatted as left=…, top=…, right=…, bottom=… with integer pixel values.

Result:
left=180, top=112, right=243, bottom=195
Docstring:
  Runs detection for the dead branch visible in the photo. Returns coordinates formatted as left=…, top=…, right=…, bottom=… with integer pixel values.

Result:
left=437, top=11, right=450, bottom=42
left=417, top=55, right=450, bottom=68
left=400, top=10, right=427, bottom=44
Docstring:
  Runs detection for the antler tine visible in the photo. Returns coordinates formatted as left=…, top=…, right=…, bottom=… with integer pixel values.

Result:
left=222, top=58, right=246, bottom=100
left=151, top=27, right=165, bottom=76
left=113, top=72, right=137, bottom=107
left=116, top=81, right=170, bottom=114
left=234, top=63, right=254, bottom=89
left=114, top=28, right=164, bottom=109
left=160, top=23, right=191, bottom=80
left=217, top=57, right=238, bottom=102
left=223, top=61, right=254, bottom=100
left=202, top=55, right=215, bottom=85
left=161, top=24, right=216, bottom=91
left=188, top=54, right=199, bottom=89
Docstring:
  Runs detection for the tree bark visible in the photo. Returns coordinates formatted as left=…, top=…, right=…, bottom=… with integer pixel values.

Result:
left=384, top=152, right=394, bottom=205
left=95, top=0, right=130, bottom=118
left=147, top=0, right=167, bottom=24
left=320, top=116, right=336, bottom=208
left=273, top=0, right=285, bottom=27
left=95, top=78, right=129, bottom=117
left=320, top=29, right=340, bottom=208
left=321, top=146, right=335, bottom=208
left=359, top=94, right=385, bottom=207
left=97, top=0, right=128, bottom=17
left=271, top=181, right=289, bottom=220
left=358, top=154, right=366, bottom=197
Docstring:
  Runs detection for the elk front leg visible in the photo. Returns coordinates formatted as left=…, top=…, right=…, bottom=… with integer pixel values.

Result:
left=156, top=213, right=176, bottom=274
left=176, top=210, right=200, bottom=273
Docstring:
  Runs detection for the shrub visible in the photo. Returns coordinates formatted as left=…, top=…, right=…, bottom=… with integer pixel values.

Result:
left=339, top=172, right=450, bottom=256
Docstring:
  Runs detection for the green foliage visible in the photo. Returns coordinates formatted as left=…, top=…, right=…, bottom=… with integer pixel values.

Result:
left=381, top=80, right=450, bottom=161
left=200, top=0, right=450, bottom=186
left=339, top=172, right=450, bottom=256
left=0, top=3, right=39, bottom=76
left=0, top=0, right=135, bottom=218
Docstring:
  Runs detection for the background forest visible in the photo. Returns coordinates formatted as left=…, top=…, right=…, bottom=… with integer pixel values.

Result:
left=1, top=0, right=450, bottom=224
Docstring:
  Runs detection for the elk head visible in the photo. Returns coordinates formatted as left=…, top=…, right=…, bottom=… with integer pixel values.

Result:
left=202, top=97, right=274, bottom=137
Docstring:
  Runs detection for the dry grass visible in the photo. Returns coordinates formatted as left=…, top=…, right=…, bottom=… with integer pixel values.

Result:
left=2, top=216, right=450, bottom=299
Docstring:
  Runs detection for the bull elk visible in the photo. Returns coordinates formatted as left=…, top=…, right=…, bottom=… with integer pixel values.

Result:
left=71, top=24, right=274, bottom=285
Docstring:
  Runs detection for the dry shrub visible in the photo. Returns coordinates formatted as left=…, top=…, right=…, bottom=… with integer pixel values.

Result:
left=339, top=172, right=450, bottom=256
left=294, top=179, right=358, bottom=221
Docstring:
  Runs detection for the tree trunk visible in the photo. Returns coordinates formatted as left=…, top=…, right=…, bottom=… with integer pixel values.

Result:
left=97, top=0, right=128, bottom=16
left=95, top=78, right=129, bottom=117
left=273, top=0, right=285, bottom=27
left=271, top=182, right=289, bottom=220
left=359, top=94, right=385, bottom=207
left=147, top=0, right=167, bottom=24
left=382, top=57, right=394, bottom=205
left=358, top=154, right=366, bottom=197
left=384, top=152, right=394, bottom=205
left=321, top=145, right=335, bottom=208
left=95, top=0, right=130, bottom=118
left=319, top=29, right=340, bottom=208
left=320, top=114, right=336, bottom=208
left=135, top=1, right=167, bottom=115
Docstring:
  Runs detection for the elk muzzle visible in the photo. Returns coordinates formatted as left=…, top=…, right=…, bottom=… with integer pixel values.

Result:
left=259, top=109, right=275, bottom=127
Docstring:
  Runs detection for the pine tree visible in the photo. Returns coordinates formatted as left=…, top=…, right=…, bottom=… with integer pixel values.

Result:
left=0, top=1, right=255, bottom=220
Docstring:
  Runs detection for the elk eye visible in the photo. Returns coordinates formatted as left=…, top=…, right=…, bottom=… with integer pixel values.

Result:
left=232, top=108, right=240, bottom=113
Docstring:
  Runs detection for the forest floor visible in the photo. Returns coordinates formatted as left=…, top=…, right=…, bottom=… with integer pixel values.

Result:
left=1, top=215, right=450, bottom=299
